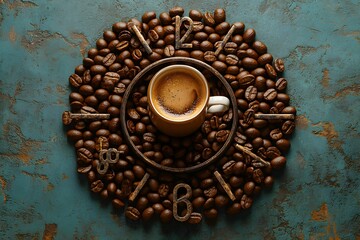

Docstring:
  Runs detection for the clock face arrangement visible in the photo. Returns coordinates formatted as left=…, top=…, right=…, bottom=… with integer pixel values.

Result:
left=62, top=7, right=296, bottom=224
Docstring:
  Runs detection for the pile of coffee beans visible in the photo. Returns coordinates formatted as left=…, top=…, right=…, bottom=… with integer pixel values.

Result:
left=63, top=6, right=296, bottom=224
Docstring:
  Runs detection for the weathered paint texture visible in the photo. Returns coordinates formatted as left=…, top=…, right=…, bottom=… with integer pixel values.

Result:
left=0, top=0, right=359, bottom=239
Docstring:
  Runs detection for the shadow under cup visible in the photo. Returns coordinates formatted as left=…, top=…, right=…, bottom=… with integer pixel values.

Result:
left=148, top=65, right=210, bottom=137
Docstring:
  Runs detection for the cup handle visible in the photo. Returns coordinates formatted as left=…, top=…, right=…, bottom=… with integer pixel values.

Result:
left=207, top=96, right=230, bottom=113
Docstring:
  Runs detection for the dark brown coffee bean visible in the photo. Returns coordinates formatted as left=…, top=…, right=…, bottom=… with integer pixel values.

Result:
left=215, top=22, right=230, bottom=35
left=215, top=195, right=229, bottom=208
left=127, top=108, right=140, bottom=120
left=143, top=132, right=156, bottom=143
left=257, top=53, right=273, bottom=66
left=276, top=138, right=291, bottom=152
left=270, top=129, right=283, bottom=141
left=142, top=207, right=155, bottom=221
left=252, top=169, right=264, bottom=184
left=69, top=73, right=83, bottom=88
left=90, top=65, right=107, bottom=75
left=169, top=6, right=184, bottom=17
left=77, top=147, right=93, bottom=164
left=148, top=29, right=159, bottom=42
left=245, top=86, right=258, bottom=101
left=233, top=22, right=245, bottom=34
left=204, top=186, right=217, bottom=198
left=204, top=208, right=218, bottom=219
left=271, top=156, right=286, bottom=169
left=189, top=9, right=203, bottom=21
left=91, top=179, right=104, bottom=193
left=243, top=28, right=256, bottom=43
left=223, top=160, right=236, bottom=175
left=125, top=206, right=140, bottom=221
left=263, top=176, right=274, bottom=188
left=240, top=194, right=253, bottom=209
left=187, top=212, right=202, bottom=224
left=174, top=50, right=190, bottom=57
left=281, top=106, right=297, bottom=114
left=274, top=58, right=285, bottom=73
left=190, top=50, right=204, bottom=61
left=216, top=130, right=229, bottom=143
left=282, top=120, right=295, bottom=135
left=242, top=57, right=258, bottom=69
left=142, top=11, right=156, bottom=23
left=204, top=12, right=215, bottom=26
left=242, top=108, right=255, bottom=126
left=252, top=41, right=267, bottom=54
left=202, top=148, right=213, bottom=160
left=245, top=127, right=261, bottom=139
left=265, top=63, right=277, bottom=79
left=204, top=51, right=217, bottom=62
left=102, top=53, right=115, bottom=67
left=264, top=88, right=277, bottom=101
left=212, top=61, right=227, bottom=73
left=213, top=8, right=226, bottom=23
left=160, top=209, right=173, bottom=223
left=237, top=73, right=255, bottom=86
left=275, top=78, right=287, bottom=91
left=224, top=42, right=237, bottom=54
left=225, top=54, right=239, bottom=65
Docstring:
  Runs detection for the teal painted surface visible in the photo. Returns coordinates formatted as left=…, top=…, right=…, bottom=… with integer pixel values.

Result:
left=0, top=0, right=359, bottom=239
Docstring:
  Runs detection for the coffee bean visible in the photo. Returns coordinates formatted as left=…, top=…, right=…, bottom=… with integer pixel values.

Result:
left=215, top=195, right=229, bottom=208
left=215, top=22, right=230, bottom=35
left=257, top=53, right=273, bottom=66
left=265, top=63, right=277, bottom=79
left=269, top=129, right=283, bottom=141
left=281, top=106, right=297, bottom=114
left=169, top=6, right=184, bottom=17
left=204, top=12, right=215, bottom=26
left=204, top=51, right=217, bottom=62
left=243, top=28, right=256, bottom=43
left=204, top=186, right=217, bottom=198
left=274, top=58, right=285, bottom=73
left=160, top=209, right=173, bottom=223
left=282, top=120, right=295, bottom=135
left=69, top=73, right=83, bottom=88
left=242, top=57, right=258, bottom=69
left=237, top=73, right=255, bottom=87
left=240, top=194, right=253, bottom=209
left=216, top=130, right=229, bottom=143
left=213, top=8, right=226, bottom=23
left=263, top=88, right=277, bottom=101
left=252, top=41, right=267, bottom=55
left=225, top=54, right=239, bottom=65
left=125, top=206, right=141, bottom=221
left=223, top=160, right=235, bottom=175
left=271, top=156, right=286, bottom=169
left=91, top=179, right=104, bottom=193
left=275, top=78, right=287, bottom=91
left=245, top=86, right=258, bottom=101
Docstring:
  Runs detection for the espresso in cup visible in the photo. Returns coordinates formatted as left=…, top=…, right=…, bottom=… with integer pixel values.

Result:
left=151, top=68, right=207, bottom=120
left=148, top=65, right=230, bottom=137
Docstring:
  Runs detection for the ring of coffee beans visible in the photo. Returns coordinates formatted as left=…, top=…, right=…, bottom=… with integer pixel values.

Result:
left=63, top=6, right=296, bottom=224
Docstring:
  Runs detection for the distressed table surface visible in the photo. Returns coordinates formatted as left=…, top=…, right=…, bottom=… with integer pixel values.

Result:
left=0, top=0, right=359, bottom=239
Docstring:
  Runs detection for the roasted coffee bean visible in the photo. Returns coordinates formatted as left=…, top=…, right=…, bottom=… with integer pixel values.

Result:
left=265, top=63, right=277, bottom=79
left=215, top=22, right=230, bottom=35
left=204, top=51, right=217, bottom=62
left=91, top=179, right=104, bottom=193
left=169, top=6, right=184, bottom=17
left=225, top=54, right=239, bottom=65
left=142, top=11, right=156, bottom=23
left=281, top=106, right=296, bottom=114
left=276, top=138, right=291, bottom=152
left=274, top=58, right=285, bottom=73
left=245, top=127, right=261, bottom=139
left=252, top=41, right=267, bottom=54
left=253, top=169, right=264, bottom=184
left=243, top=28, right=256, bottom=43
left=160, top=209, right=173, bottom=223
left=203, top=208, right=218, bottom=220
left=223, top=160, right=236, bottom=175
left=238, top=73, right=255, bottom=86
left=204, top=12, right=215, bottom=26
left=187, top=212, right=202, bottom=224
left=125, top=206, right=141, bottom=221
left=127, top=108, right=140, bottom=120
left=233, top=21, right=245, bottom=34
left=69, top=73, right=83, bottom=88
left=215, top=195, right=229, bottom=208
left=234, top=132, right=247, bottom=145
left=174, top=50, right=190, bottom=57
left=275, top=78, right=287, bottom=91
left=270, top=129, right=283, bottom=141
left=271, top=156, right=286, bottom=169
left=263, top=176, right=274, bottom=188
left=204, top=186, right=217, bottom=198
left=258, top=53, right=273, bottom=66
left=216, top=130, right=229, bottom=143
left=245, top=86, right=258, bottom=101
left=240, top=194, right=253, bottom=209
left=242, top=57, right=258, bottom=69
left=282, top=120, right=295, bottom=135
left=143, top=132, right=156, bottom=143
left=243, top=108, right=255, bottom=126
left=266, top=146, right=281, bottom=159
left=264, top=88, right=277, bottom=101
left=189, top=9, right=203, bottom=21
left=202, top=120, right=212, bottom=134
left=190, top=50, right=204, bottom=61
left=142, top=207, right=155, bottom=221
left=77, top=147, right=93, bottom=164
left=90, top=65, right=107, bottom=75
left=213, top=8, right=226, bottom=23
left=164, top=45, right=175, bottom=57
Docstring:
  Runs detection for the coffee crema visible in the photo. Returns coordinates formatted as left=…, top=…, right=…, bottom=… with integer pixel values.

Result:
left=152, top=71, right=206, bottom=119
